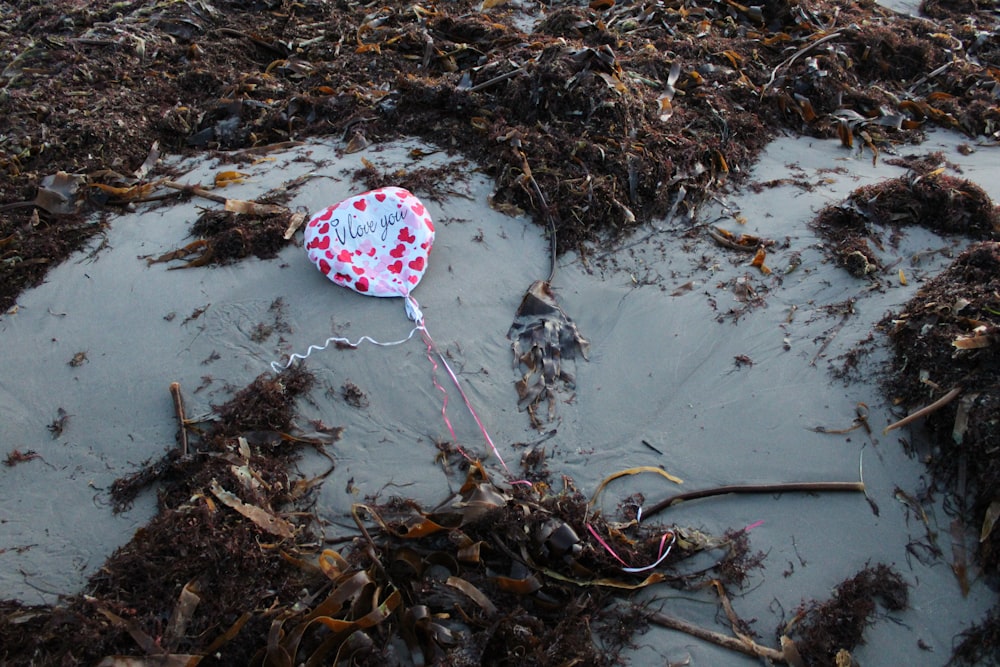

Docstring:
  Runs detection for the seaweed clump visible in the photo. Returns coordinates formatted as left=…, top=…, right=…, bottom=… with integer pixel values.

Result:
left=884, top=243, right=1000, bottom=568
left=883, top=242, right=1000, bottom=666
left=812, top=156, right=999, bottom=276
left=785, top=564, right=909, bottom=666
left=0, top=366, right=324, bottom=665
left=952, top=604, right=1000, bottom=667
left=264, top=461, right=763, bottom=666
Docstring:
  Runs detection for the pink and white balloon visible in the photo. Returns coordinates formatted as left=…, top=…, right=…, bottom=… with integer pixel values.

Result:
left=304, top=187, right=434, bottom=298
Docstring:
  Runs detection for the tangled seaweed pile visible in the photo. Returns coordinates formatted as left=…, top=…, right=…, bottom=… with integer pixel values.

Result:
left=0, top=365, right=910, bottom=665
left=812, top=152, right=999, bottom=276
left=810, top=156, right=999, bottom=662
left=884, top=241, right=1000, bottom=665
left=3, top=0, right=1000, bottom=310
left=1, top=367, right=322, bottom=663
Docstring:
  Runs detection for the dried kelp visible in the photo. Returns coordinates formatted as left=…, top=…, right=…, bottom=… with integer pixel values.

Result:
left=266, top=461, right=761, bottom=666
left=508, top=280, right=590, bottom=428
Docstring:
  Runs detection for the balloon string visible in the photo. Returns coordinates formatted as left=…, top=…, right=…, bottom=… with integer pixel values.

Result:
left=586, top=524, right=676, bottom=573
left=420, top=339, right=476, bottom=467
left=269, top=327, right=422, bottom=374
left=418, top=324, right=512, bottom=476
left=271, top=295, right=517, bottom=478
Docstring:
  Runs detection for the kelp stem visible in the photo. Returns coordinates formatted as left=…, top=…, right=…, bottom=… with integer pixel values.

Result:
left=169, top=382, right=188, bottom=457
left=643, top=481, right=865, bottom=518
left=882, top=386, right=962, bottom=435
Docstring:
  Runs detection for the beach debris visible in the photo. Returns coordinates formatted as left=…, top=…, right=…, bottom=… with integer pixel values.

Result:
left=0, top=366, right=904, bottom=665
left=181, top=303, right=210, bottom=325
left=951, top=604, right=1000, bottom=667
left=649, top=608, right=792, bottom=664
left=813, top=157, right=999, bottom=278
left=648, top=578, right=811, bottom=664
left=0, top=171, right=87, bottom=215
left=707, top=227, right=772, bottom=253
left=46, top=407, right=70, bottom=438
left=1, top=0, right=999, bottom=662
left=4, top=0, right=1000, bottom=321
left=750, top=246, right=772, bottom=275
left=148, top=203, right=295, bottom=269
left=782, top=564, right=908, bottom=666
left=303, top=187, right=433, bottom=299
left=507, top=280, right=590, bottom=428
left=643, top=481, right=867, bottom=519
left=809, top=403, right=872, bottom=435
left=883, top=386, right=962, bottom=435
left=279, top=187, right=516, bottom=476
left=169, top=381, right=189, bottom=456
left=341, top=380, right=369, bottom=408
left=3, top=449, right=40, bottom=467
left=883, top=241, right=999, bottom=628
left=208, top=478, right=296, bottom=539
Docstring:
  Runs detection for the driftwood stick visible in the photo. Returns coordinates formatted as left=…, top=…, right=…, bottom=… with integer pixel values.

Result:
left=469, top=66, right=524, bottom=93
left=647, top=611, right=788, bottom=663
left=169, top=382, right=189, bottom=456
left=643, top=481, right=866, bottom=519
left=882, top=386, right=962, bottom=435
left=161, top=179, right=227, bottom=204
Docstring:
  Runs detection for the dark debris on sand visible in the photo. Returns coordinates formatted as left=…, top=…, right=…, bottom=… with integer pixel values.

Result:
left=812, top=153, right=999, bottom=276
left=812, top=160, right=1000, bottom=663
left=784, top=563, right=909, bottom=667
left=0, top=366, right=778, bottom=666
left=3, top=0, right=1000, bottom=310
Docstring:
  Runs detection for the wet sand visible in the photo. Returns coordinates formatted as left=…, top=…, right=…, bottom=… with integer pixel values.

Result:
left=1, top=131, right=997, bottom=664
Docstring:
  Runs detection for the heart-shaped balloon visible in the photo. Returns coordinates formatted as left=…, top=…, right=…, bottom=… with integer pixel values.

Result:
left=304, top=187, right=435, bottom=298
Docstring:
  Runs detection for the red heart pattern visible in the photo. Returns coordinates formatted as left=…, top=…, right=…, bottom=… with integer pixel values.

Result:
left=304, top=186, right=434, bottom=298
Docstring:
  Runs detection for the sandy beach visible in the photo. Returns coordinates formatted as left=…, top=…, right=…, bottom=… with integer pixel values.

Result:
left=3, top=0, right=1000, bottom=663
left=1, top=127, right=996, bottom=663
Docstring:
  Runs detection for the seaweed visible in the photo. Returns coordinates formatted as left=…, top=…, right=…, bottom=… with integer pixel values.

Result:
left=785, top=564, right=909, bottom=666
left=4, top=0, right=1000, bottom=310
left=507, top=280, right=590, bottom=428
left=813, top=156, right=999, bottom=276
left=883, top=242, right=1000, bottom=571
left=951, top=603, right=1000, bottom=666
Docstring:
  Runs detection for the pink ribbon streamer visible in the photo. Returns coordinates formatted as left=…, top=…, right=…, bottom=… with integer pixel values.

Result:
left=418, top=322, right=511, bottom=475
left=586, top=524, right=676, bottom=573
left=273, top=295, right=519, bottom=479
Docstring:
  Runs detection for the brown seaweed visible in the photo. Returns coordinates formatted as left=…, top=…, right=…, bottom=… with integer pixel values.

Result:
left=883, top=242, right=1000, bottom=571
left=813, top=157, right=999, bottom=277
left=507, top=280, right=590, bottom=428
left=785, top=564, right=909, bottom=666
